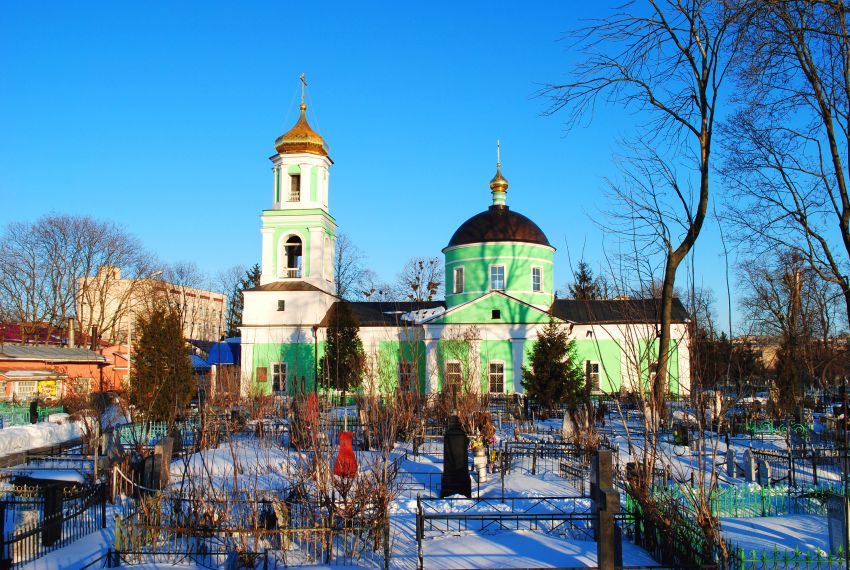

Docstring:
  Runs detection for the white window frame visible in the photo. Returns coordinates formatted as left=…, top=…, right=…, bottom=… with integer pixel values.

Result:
left=488, top=361, right=505, bottom=394
left=585, top=361, right=600, bottom=392
left=453, top=266, right=464, bottom=294
left=531, top=266, right=543, bottom=292
left=444, top=360, right=463, bottom=394
left=14, top=381, right=37, bottom=398
left=489, top=264, right=506, bottom=291
left=288, top=174, right=301, bottom=202
left=271, top=362, right=287, bottom=395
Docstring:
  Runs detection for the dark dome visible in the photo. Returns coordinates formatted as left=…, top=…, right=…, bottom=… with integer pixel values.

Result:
left=447, top=206, right=551, bottom=248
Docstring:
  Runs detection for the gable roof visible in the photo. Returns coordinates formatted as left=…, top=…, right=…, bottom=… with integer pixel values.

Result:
left=245, top=281, right=326, bottom=293
left=549, top=298, right=689, bottom=324
left=318, top=301, right=445, bottom=328
left=0, top=345, right=107, bottom=363
left=424, top=291, right=556, bottom=326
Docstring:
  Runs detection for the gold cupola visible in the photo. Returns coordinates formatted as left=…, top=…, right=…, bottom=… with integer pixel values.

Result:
left=490, top=140, right=508, bottom=207
left=274, top=102, right=329, bottom=157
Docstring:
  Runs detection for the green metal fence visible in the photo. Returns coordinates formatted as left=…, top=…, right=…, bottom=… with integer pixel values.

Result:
left=732, top=546, right=845, bottom=570
left=658, top=483, right=841, bottom=518
left=0, top=404, right=64, bottom=428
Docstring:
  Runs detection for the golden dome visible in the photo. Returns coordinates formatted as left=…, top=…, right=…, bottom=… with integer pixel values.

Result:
left=489, top=164, right=509, bottom=193
left=274, top=103, right=329, bottom=157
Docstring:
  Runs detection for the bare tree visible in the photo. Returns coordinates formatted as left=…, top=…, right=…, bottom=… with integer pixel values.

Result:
left=160, top=261, right=213, bottom=341
left=543, top=0, right=743, bottom=417
left=722, top=0, right=850, bottom=331
left=393, top=257, right=443, bottom=302
left=217, top=264, right=249, bottom=338
left=334, top=232, right=367, bottom=301
left=0, top=214, right=155, bottom=344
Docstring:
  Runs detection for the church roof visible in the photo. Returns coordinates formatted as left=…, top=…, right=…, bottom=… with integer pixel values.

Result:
left=549, top=298, right=689, bottom=324
left=245, top=281, right=325, bottom=292
left=318, top=301, right=445, bottom=327
left=274, top=104, right=329, bottom=157
left=446, top=206, right=551, bottom=249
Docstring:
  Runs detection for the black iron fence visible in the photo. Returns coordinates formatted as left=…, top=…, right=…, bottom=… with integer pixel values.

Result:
left=0, top=482, right=106, bottom=569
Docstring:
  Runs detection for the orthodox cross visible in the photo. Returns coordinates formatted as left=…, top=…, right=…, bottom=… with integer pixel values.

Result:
left=300, top=73, right=308, bottom=105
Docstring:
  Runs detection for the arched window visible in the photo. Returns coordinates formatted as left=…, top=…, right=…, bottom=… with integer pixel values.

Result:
left=282, top=235, right=302, bottom=278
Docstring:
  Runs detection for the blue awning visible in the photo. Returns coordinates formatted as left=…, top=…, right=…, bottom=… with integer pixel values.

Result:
left=206, top=337, right=240, bottom=366
left=191, top=355, right=212, bottom=371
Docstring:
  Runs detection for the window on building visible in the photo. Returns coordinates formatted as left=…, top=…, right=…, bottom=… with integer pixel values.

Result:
left=586, top=361, right=600, bottom=391
left=272, top=362, right=287, bottom=395
left=491, top=309, right=501, bottom=319
left=288, top=174, right=301, bottom=202
left=453, top=267, right=464, bottom=294
left=488, top=361, right=504, bottom=393
left=398, top=361, right=415, bottom=388
left=282, top=235, right=302, bottom=278
left=532, top=267, right=543, bottom=292
left=15, top=381, right=37, bottom=398
left=490, top=265, right=505, bottom=291
left=74, top=378, right=92, bottom=395
left=445, top=361, right=462, bottom=398
left=277, top=300, right=286, bottom=311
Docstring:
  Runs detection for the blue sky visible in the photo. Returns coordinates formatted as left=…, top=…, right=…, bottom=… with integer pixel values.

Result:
left=1, top=1, right=737, bottom=328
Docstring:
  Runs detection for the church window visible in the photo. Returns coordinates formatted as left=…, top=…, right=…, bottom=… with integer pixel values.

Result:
left=272, top=362, right=287, bottom=394
left=282, top=235, right=303, bottom=278
left=489, top=265, right=505, bottom=291
left=288, top=174, right=301, bottom=202
left=586, top=361, right=600, bottom=391
left=398, top=361, right=415, bottom=388
left=277, top=300, right=286, bottom=311
left=488, top=361, right=504, bottom=393
left=453, top=267, right=464, bottom=294
left=491, top=309, right=501, bottom=319
left=445, top=361, right=462, bottom=398
left=532, top=267, right=542, bottom=292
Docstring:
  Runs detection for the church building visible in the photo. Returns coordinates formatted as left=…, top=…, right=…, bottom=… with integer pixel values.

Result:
left=239, top=95, right=691, bottom=399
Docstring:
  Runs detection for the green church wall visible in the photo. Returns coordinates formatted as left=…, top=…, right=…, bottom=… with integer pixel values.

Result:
left=572, top=339, right=622, bottom=393
left=478, top=340, right=516, bottom=392
left=433, top=294, right=554, bottom=326
left=444, top=242, right=554, bottom=307
left=637, top=339, right=681, bottom=395
left=251, top=341, right=325, bottom=395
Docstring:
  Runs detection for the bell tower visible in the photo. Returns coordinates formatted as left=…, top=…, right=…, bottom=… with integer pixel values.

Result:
left=260, top=75, right=336, bottom=293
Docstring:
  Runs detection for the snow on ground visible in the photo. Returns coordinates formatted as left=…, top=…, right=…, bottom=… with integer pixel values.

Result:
left=413, top=533, right=657, bottom=569
left=20, top=528, right=113, bottom=570
left=721, top=515, right=831, bottom=555
left=0, top=418, right=83, bottom=457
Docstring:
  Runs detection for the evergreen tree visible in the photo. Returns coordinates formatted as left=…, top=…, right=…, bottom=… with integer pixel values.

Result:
left=225, top=263, right=261, bottom=337
left=130, top=306, right=194, bottom=424
left=320, top=302, right=365, bottom=401
left=569, top=261, right=603, bottom=300
left=522, top=321, right=586, bottom=414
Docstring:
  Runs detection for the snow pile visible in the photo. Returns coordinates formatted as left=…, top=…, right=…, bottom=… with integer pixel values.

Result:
left=0, top=419, right=84, bottom=457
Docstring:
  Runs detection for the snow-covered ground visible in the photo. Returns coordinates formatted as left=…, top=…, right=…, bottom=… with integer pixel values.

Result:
left=0, top=417, right=83, bottom=458
left=12, top=407, right=839, bottom=569
left=721, top=515, right=830, bottom=555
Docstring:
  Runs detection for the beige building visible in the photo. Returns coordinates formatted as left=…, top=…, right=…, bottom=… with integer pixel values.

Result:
left=76, top=266, right=226, bottom=343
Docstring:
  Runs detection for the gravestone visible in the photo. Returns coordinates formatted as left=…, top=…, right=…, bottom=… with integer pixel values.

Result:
left=726, top=447, right=737, bottom=478
left=592, top=450, right=623, bottom=570
left=742, top=449, right=756, bottom=482
left=562, top=413, right=574, bottom=438
left=440, top=416, right=471, bottom=498
left=826, top=492, right=850, bottom=555
left=42, top=484, right=63, bottom=547
left=757, top=458, right=771, bottom=486
left=153, top=437, right=174, bottom=489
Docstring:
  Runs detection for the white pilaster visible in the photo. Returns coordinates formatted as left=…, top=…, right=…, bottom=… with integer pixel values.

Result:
left=424, top=339, right=439, bottom=394
left=511, top=338, right=525, bottom=394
